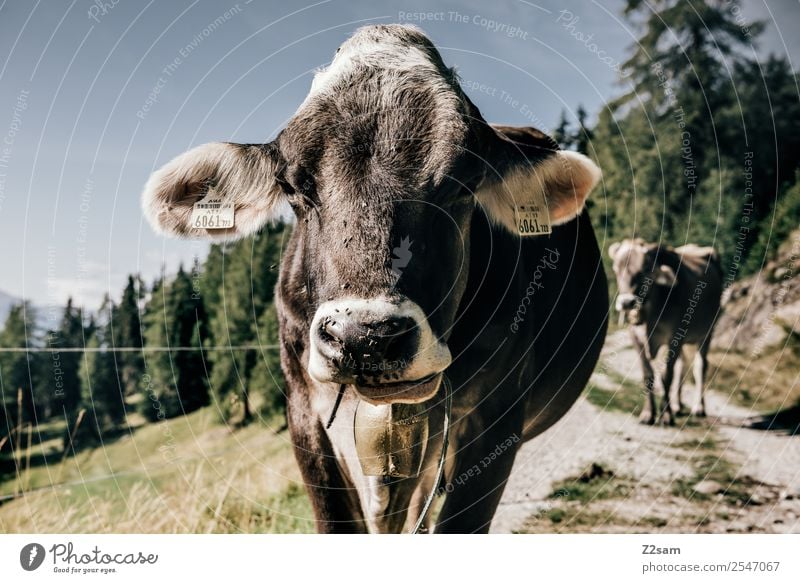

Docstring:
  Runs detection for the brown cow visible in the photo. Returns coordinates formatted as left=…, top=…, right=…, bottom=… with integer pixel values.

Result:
left=609, top=239, right=723, bottom=425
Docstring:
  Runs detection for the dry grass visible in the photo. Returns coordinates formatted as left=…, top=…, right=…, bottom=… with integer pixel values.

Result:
left=0, top=408, right=314, bottom=533
left=708, top=340, right=800, bottom=413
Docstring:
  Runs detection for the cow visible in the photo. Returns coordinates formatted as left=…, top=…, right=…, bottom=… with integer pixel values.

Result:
left=141, top=24, right=608, bottom=533
left=608, top=239, right=723, bottom=425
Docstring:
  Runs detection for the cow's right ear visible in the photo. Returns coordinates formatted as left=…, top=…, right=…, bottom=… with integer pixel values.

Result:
left=141, top=142, right=284, bottom=241
left=655, top=265, right=677, bottom=287
left=608, top=242, right=621, bottom=260
left=475, top=125, right=601, bottom=236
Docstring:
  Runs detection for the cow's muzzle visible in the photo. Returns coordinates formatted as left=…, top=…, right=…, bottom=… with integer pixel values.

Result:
left=308, top=298, right=452, bottom=404
left=615, top=294, right=644, bottom=326
left=615, top=293, right=638, bottom=312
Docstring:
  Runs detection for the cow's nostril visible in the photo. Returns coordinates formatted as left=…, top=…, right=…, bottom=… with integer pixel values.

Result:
left=320, top=316, right=345, bottom=345
left=316, top=314, right=418, bottom=377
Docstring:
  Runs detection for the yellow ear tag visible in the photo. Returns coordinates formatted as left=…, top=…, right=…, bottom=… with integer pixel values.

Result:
left=190, top=189, right=235, bottom=230
left=515, top=191, right=551, bottom=236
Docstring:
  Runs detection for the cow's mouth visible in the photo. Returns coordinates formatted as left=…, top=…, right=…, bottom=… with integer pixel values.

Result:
left=621, top=306, right=643, bottom=325
left=353, top=373, right=442, bottom=405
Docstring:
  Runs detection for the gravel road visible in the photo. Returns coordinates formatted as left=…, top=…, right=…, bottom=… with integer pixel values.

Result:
left=491, top=331, right=800, bottom=533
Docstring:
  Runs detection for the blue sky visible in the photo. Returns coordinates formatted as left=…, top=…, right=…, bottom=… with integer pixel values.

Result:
left=0, top=0, right=797, bottom=309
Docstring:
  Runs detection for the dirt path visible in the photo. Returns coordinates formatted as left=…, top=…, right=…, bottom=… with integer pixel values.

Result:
left=491, top=331, right=800, bottom=533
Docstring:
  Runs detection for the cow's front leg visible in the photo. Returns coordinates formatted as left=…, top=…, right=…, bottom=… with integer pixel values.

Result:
left=434, top=408, right=523, bottom=533
left=631, top=328, right=657, bottom=424
left=673, top=350, right=687, bottom=415
left=287, top=396, right=367, bottom=533
left=691, top=344, right=709, bottom=417
left=658, top=347, right=679, bottom=426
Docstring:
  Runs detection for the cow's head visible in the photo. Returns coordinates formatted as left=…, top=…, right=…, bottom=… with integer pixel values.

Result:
left=608, top=238, right=676, bottom=324
left=142, top=25, right=601, bottom=405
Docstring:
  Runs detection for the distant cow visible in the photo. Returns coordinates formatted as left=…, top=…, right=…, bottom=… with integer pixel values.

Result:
left=609, top=239, right=723, bottom=425
left=142, top=25, right=608, bottom=532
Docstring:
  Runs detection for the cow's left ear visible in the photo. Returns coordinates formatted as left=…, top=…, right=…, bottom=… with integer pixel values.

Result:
left=475, top=126, right=601, bottom=236
left=141, top=142, right=284, bottom=241
left=655, top=265, right=677, bottom=287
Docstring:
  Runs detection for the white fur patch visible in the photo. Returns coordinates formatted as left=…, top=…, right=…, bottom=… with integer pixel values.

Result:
left=307, top=297, right=452, bottom=387
left=298, top=26, right=456, bottom=115
left=476, top=150, right=602, bottom=235
left=141, top=142, right=282, bottom=241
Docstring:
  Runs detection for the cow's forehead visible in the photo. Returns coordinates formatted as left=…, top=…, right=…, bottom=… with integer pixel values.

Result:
left=303, top=25, right=452, bottom=105
left=614, top=239, right=648, bottom=273
left=282, top=25, right=471, bottom=190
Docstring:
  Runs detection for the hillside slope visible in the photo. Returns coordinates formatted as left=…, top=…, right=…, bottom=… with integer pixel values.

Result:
left=716, top=230, right=800, bottom=355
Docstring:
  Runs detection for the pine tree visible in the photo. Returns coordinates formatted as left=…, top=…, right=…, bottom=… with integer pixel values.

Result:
left=251, top=302, right=286, bottom=418
left=616, top=0, right=763, bottom=198
left=112, top=275, right=144, bottom=397
left=0, top=302, right=38, bottom=427
left=38, top=298, right=86, bottom=442
left=208, top=225, right=287, bottom=424
left=201, top=244, right=225, bottom=319
left=574, top=105, right=593, bottom=155
left=82, top=295, right=126, bottom=432
left=141, top=266, right=210, bottom=421
left=594, top=0, right=776, bottom=274
left=552, top=109, right=573, bottom=150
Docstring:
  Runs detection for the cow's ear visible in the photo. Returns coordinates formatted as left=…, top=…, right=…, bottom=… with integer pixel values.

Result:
left=608, top=241, right=621, bottom=260
left=141, top=142, right=284, bottom=241
left=475, top=126, right=601, bottom=236
left=655, top=265, right=677, bottom=287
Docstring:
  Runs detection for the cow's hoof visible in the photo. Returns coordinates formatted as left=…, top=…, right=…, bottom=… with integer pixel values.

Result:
left=639, top=412, right=655, bottom=425
left=675, top=404, right=689, bottom=416
left=655, top=410, right=675, bottom=426
left=691, top=407, right=707, bottom=418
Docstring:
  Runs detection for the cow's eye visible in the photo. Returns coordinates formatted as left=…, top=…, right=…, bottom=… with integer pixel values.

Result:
left=276, top=175, right=296, bottom=195
left=278, top=166, right=318, bottom=210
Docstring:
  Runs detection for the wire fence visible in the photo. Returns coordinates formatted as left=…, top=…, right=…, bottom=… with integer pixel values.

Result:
left=0, top=345, right=280, bottom=353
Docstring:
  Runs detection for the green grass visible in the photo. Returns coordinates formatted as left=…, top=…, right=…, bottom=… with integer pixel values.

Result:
left=0, top=406, right=310, bottom=533
left=671, top=436, right=718, bottom=452
left=549, top=463, right=636, bottom=504
left=671, top=452, right=761, bottom=507
left=210, top=482, right=314, bottom=533
left=584, top=371, right=644, bottom=416
left=708, top=337, right=800, bottom=413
